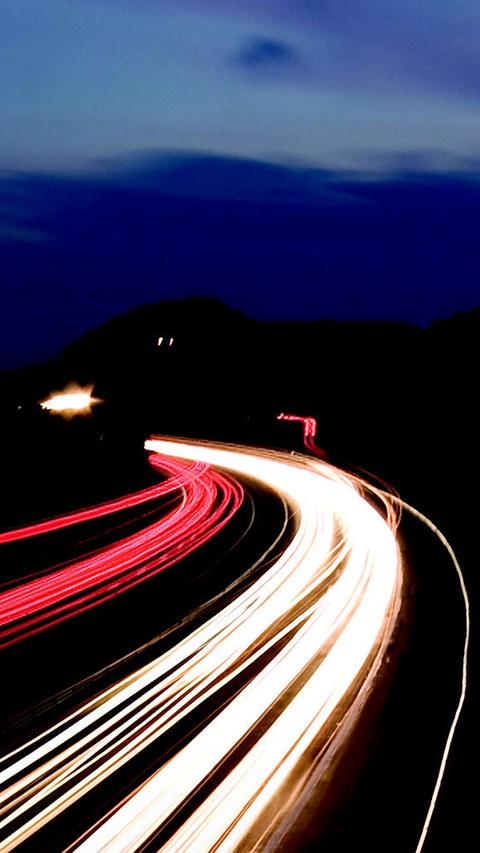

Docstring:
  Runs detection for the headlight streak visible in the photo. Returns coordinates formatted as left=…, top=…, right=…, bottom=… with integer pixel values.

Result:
left=0, top=438, right=404, bottom=852
left=76, top=439, right=400, bottom=853
left=391, top=498, right=470, bottom=853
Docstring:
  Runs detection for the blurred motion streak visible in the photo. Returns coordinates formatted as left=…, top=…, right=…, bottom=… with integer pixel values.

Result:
left=0, top=455, right=243, bottom=648
left=0, top=438, right=405, bottom=852
left=277, top=412, right=326, bottom=457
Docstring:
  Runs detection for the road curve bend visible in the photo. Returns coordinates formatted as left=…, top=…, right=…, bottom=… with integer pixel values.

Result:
left=0, top=438, right=403, bottom=852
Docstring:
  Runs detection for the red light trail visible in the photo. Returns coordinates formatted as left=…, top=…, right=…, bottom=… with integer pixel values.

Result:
left=0, top=454, right=243, bottom=648
left=0, top=457, right=197, bottom=544
left=277, top=412, right=326, bottom=456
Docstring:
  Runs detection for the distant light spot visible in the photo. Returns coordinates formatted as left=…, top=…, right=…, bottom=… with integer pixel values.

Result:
left=40, top=384, right=101, bottom=417
left=158, top=336, right=174, bottom=347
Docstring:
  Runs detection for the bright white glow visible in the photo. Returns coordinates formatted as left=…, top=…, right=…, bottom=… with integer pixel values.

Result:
left=39, top=384, right=100, bottom=415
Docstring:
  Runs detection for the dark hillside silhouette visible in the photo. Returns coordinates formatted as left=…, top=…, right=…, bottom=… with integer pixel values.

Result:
left=2, top=157, right=480, bottom=369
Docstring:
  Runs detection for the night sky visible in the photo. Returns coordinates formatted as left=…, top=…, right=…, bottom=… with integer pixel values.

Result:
left=2, top=0, right=480, bottom=368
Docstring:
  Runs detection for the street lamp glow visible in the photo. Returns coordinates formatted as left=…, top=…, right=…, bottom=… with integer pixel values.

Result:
left=40, top=385, right=101, bottom=415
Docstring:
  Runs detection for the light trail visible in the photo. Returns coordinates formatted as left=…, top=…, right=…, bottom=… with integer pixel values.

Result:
left=0, top=455, right=243, bottom=648
left=0, top=457, right=200, bottom=544
left=277, top=412, right=326, bottom=457
left=0, top=438, right=404, bottom=852
left=394, top=499, right=470, bottom=853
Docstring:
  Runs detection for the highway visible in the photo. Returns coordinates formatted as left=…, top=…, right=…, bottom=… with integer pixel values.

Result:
left=0, top=436, right=462, bottom=852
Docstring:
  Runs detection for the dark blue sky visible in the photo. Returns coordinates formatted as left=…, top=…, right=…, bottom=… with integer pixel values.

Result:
left=1, top=1, right=480, bottom=367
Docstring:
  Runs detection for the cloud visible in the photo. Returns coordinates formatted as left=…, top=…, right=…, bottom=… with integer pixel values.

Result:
left=235, top=37, right=300, bottom=72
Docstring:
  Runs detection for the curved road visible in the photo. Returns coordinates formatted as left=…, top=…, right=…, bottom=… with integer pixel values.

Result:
left=0, top=437, right=415, bottom=851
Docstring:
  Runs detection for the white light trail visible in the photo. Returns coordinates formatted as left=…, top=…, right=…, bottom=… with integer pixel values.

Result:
left=0, top=438, right=404, bottom=852
left=396, top=499, right=470, bottom=853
